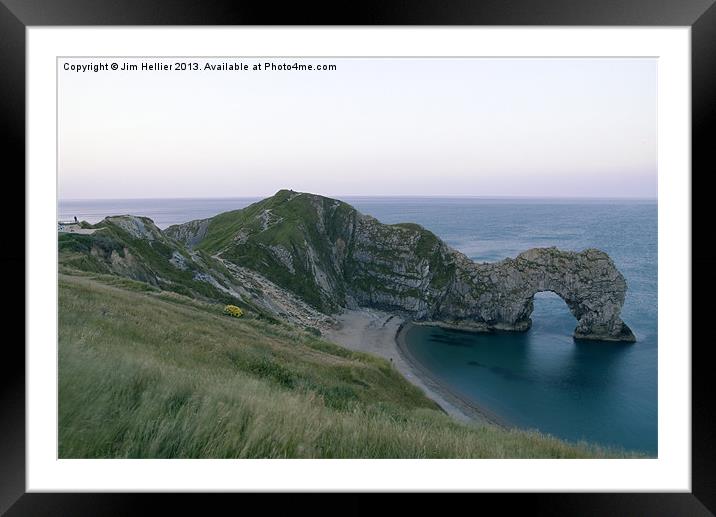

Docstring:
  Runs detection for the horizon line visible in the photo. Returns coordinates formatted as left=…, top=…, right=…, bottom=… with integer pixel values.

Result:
left=59, top=193, right=658, bottom=202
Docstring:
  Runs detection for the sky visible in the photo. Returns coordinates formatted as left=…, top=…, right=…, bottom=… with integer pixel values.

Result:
left=58, top=57, right=657, bottom=199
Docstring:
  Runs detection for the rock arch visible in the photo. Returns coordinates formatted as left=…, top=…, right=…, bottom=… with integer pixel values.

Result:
left=442, top=247, right=636, bottom=342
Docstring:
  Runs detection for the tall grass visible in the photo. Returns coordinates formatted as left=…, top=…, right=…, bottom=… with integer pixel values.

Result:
left=59, top=273, right=635, bottom=458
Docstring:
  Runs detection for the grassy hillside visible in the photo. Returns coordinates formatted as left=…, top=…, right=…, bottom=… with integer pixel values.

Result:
left=166, top=189, right=462, bottom=314
left=59, top=271, right=633, bottom=458
left=190, top=189, right=357, bottom=312
left=58, top=216, right=270, bottom=317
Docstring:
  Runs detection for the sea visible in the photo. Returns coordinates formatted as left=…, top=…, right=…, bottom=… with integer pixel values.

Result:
left=59, top=196, right=658, bottom=455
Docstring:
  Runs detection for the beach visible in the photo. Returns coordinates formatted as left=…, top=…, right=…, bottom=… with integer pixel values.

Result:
left=323, top=308, right=502, bottom=426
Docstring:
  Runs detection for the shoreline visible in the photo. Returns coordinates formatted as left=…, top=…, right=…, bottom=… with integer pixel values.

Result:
left=322, top=308, right=507, bottom=427
left=394, top=321, right=510, bottom=429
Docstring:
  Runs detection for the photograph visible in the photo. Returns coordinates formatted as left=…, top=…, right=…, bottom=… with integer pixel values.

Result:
left=0, top=0, right=710, bottom=508
left=57, top=56, right=658, bottom=459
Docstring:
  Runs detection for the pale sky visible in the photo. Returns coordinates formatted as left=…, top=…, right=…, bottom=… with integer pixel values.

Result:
left=59, top=57, right=656, bottom=199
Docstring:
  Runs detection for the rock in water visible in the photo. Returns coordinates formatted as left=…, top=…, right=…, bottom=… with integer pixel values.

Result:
left=440, top=247, right=636, bottom=342
left=167, top=190, right=637, bottom=342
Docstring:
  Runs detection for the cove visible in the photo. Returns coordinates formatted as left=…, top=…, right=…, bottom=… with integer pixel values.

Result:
left=400, top=291, right=657, bottom=455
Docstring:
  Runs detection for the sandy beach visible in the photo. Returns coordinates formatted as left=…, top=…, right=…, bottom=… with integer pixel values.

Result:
left=323, top=308, right=503, bottom=426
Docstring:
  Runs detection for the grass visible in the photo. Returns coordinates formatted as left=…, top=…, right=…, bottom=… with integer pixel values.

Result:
left=58, top=272, right=636, bottom=458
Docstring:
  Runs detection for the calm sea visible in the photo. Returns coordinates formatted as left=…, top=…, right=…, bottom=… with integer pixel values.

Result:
left=59, top=196, right=657, bottom=455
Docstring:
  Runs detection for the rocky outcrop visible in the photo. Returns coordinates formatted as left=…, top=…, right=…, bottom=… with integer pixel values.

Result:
left=435, top=247, right=635, bottom=342
left=168, top=190, right=636, bottom=342
left=105, top=215, right=162, bottom=241
left=165, top=217, right=211, bottom=248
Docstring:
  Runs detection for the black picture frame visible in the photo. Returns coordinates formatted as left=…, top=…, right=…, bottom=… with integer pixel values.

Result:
left=3, top=1, right=713, bottom=514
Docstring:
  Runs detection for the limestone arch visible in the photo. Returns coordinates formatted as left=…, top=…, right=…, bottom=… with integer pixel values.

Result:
left=487, top=248, right=636, bottom=342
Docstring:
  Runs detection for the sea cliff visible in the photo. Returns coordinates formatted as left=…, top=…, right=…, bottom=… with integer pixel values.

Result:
left=164, top=190, right=635, bottom=342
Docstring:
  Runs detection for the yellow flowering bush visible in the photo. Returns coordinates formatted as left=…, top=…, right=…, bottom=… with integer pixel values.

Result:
left=223, top=304, right=244, bottom=318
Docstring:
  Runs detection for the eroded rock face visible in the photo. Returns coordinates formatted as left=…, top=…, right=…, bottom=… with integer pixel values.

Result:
left=105, top=215, right=160, bottom=241
left=165, top=218, right=211, bottom=248
left=345, top=217, right=635, bottom=342
left=435, top=247, right=636, bottom=342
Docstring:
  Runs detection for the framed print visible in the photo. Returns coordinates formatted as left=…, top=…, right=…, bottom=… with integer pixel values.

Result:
left=3, top=0, right=714, bottom=514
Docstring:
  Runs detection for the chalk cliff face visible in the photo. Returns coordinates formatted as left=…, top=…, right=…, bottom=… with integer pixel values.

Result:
left=167, top=190, right=635, bottom=342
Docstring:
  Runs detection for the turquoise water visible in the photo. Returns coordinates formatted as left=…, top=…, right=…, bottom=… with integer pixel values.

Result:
left=59, top=196, right=657, bottom=454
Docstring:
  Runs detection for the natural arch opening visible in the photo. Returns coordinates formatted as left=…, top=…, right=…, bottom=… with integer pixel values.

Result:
left=528, top=291, right=579, bottom=336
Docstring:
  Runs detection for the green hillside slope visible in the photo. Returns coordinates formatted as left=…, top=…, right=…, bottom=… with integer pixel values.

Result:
left=59, top=272, right=632, bottom=458
left=166, top=189, right=456, bottom=314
